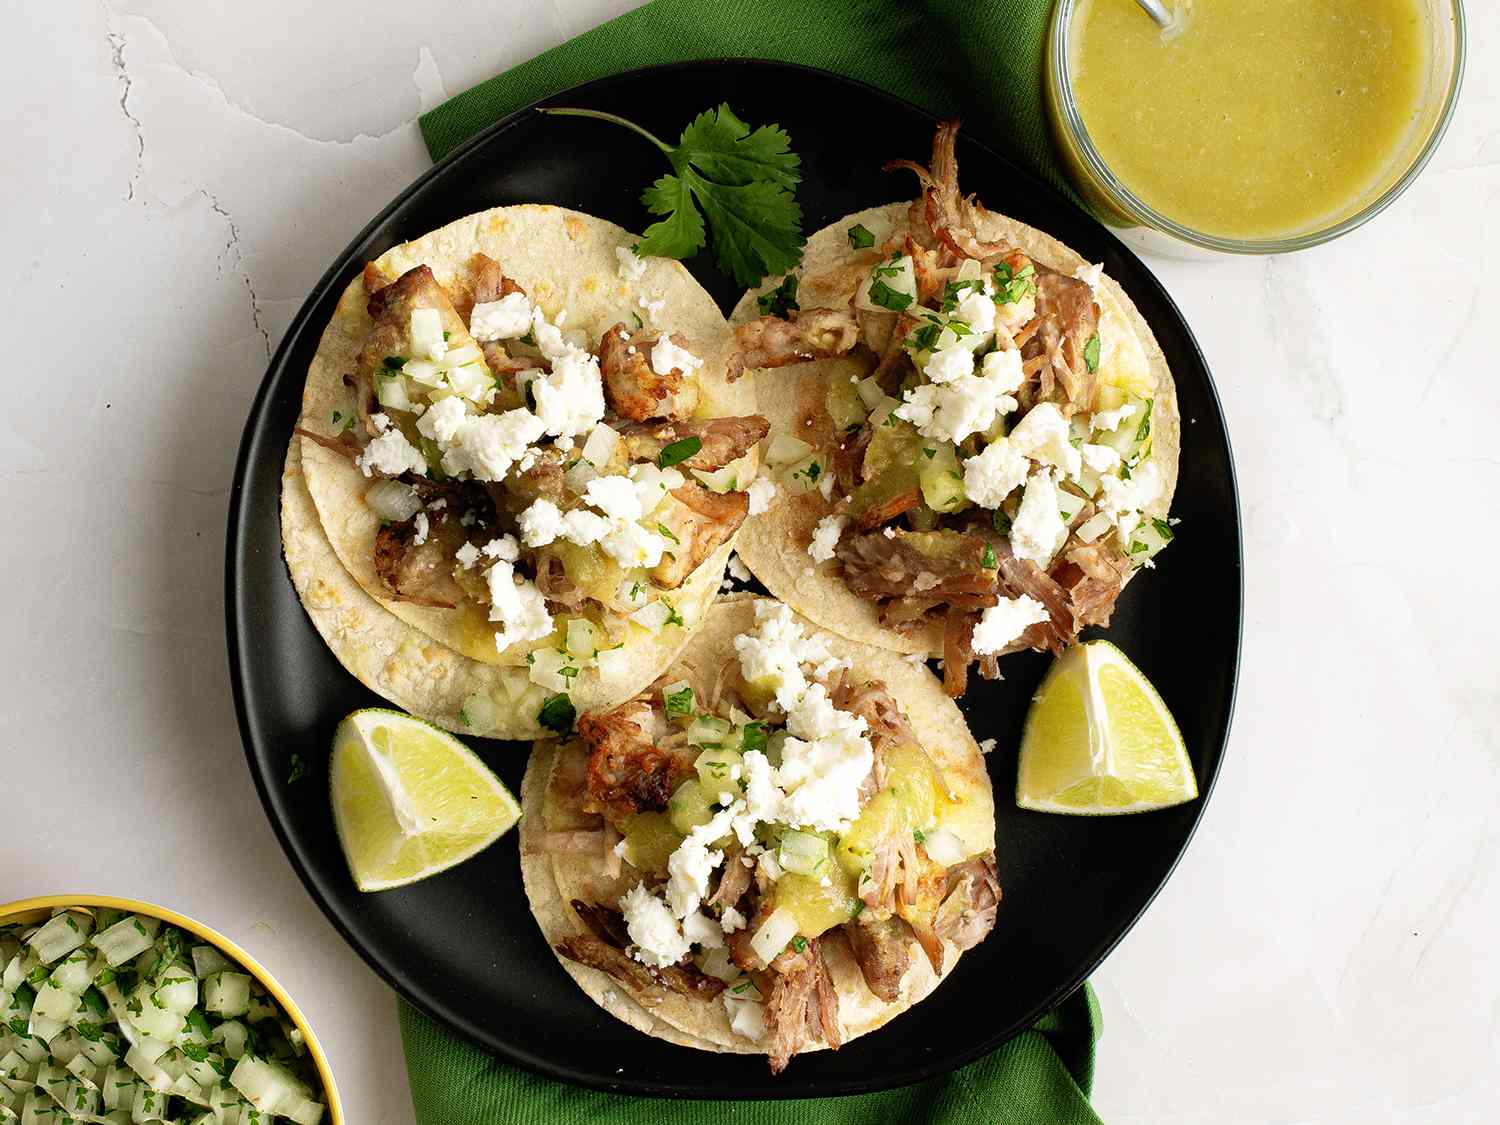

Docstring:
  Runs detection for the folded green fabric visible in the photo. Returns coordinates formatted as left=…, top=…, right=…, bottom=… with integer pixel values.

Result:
left=418, top=0, right=1072, bottom=201
left=403, top=3, right=1103, bottom=1120
left=399, top=985, right=1102, bottom=1124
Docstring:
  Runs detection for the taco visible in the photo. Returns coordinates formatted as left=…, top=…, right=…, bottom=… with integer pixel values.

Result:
left=729, top=123, right=1179, bottom=695
left=284, top=205, right=766, bottom=737
left=520, top=595, right=999, bottom=1073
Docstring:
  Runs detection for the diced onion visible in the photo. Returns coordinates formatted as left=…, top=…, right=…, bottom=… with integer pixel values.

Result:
left=764, top=433, right=813, bottom=467
left=375, top=372, right=415, bottom=412
left=563, top=457, right=599, bottom=495
left=401, top=357, right=445, bottom=388
left=1075, top=512, right=1114, bottom=544
left=25, top=914, right=91, bottom=964
left=190, top=945, right=232, bottom=979
left=631, top=601, right=672, bottom=632
left=697, top=946, right=739, bottom=982
left=692, top=462, right=743, bottom=494
left=777, top=830, right=830, bottom=876
left=364, top=479, right=422, bottom=522
left=749, top=907, right=799, bottom=965
left=527, top=647, right=576, bottom=692
left=922, top=827, right=967, bottom=866
left=443, top=342, right=481, bottom=367
left=409, top=308, right=446, bottom=361
left=565, top=618, right=600, bottom=659
left=580, top=423, right=620, bottom=468
left=596, top=645, right=630, bottom=680
left=203, top=972, right=251, bottom=1018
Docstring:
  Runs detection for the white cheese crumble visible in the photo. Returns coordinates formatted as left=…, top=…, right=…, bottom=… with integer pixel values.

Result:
left=971, top=595, right=1051, bottom=655
left=1011, top=471, right=1068, bottom=565
left=1091, top=403, right=1134, bottom=433
left=746, top=474, right=778, bottom=516
left=355, top=415, right=428, bottom=478
left=409, top=308, right=448, bottom=361
left=956, top=290, right=998, bottom=337
left=1074, top=262, right=1105, bottom=291
left=1009, top=402, right=1082, bottom=478
left=776, top=683, right=874, bottom=833
left=962, top=436, right=1029, bottom=509
left=481, top=535, right=520, bottom=561
left=627, top=463, right=686, bottom=516
left=455, top=542, right=481, bottom=569
left=922, top=345, right=975, bottom=385
left=615, top=245, right=648, bottom=282
left=600, top=520, right=668, bottom=569
left=620, top=883, right=690, bottom=969
left=808, top=514, right=847, bottom=563
left=638, top=295, right=665, bottom=325
left=415, top=396, right=469, bottom=445
left=585, top=474, right=644, bottom=522
left=681, top=910, right=725, bottom=950
left=1080, top=443, right=1122, bottom=473
left=440, top=409, right=546, bottom=481
left=666, top=807, right=735, bottom=918
left=720, top=906, right=747, bottom=933
left=468, top=292, right=533, bottom=341
left=732, top=601, right=834, bottom=712
left=412, top=512, right=429, bottom=546
left=1099, top=460, right=1165, bottom=547
left=727, top=554, right=752, bottom=583
left=723, top=993, right=767, bottom=1041
left=978, top=738, right=997, bottom=754
left=896, top=348, right=1024, bottom=445
left=532, top=349, right=606, bottom=440
left=483, top=560, right=552, bottom=650
left=650, top=336, right=704, bottom=377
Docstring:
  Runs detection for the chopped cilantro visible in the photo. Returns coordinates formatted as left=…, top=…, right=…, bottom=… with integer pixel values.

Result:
left=458, top=706, right=471, bottom=728
left=867, top=279, right=912, bottom=311
left=1129, top=539, right=1150, bottom=554
left=922, top=447, right=936, bottom=460
left=850, top=900, right=865, bottom=919
left=740, top=721, right=768, bottom=754
left=732, top=980, right=754, bottom=994
left=1151, top=517, right=1175, bottom=542
left=992, top=509, right=1013, bottom=536
left=981, top=544, right=997, bottom=569
left=1135, top=399, right=1153, bottom=443
left=846, top=222, right=875, bottom=249
left=181, top=1041, right=212, bottom=1062
left=81, top=987, right=108, bottom=1018
left=905, top=320, right=943, bottom=352
left=793, top=460, right=822, bottom=484
left=656, top=522, right=680, bottom=544
left=1120, top=461, right=1132, bottom=480
left=663, top=600, right=686, bottom=627
left=631, top=311, right=644, bottom=330
left=543, top=103, right=803, bottom=286
left=913, top=828, right=926, bottom=844
left=286, top=754, right=308, bottom=784
left=664, top=686, right=695, bottom=716
left=538, top=693, right=576, bottom=734
left=659, top=436, right=703, bottom=468
left=187, top=1008, right=212, bottom=1039
left=6, top=1017, right=27, bottom=1037
left=558, top=665, right=580, bottom=680
left=1083, top=333, right=1101, bottom=373
left=940, top=278, right=985, bottom=312
left=993, top=261, right=1037, bottom=305
left=382, top=355, right=407, bottom=371
left=757, top=273, right=801, bottom=318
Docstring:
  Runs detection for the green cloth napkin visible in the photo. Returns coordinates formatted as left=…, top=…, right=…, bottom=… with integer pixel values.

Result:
left=399, top=986, right=1102, bottom=1124
left=403, top=3, right=1101, bottom=1120
left=418, top=0, right=1070, bottom=200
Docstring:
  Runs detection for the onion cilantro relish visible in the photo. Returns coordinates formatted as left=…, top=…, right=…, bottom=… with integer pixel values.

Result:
left=0, top=909, right=325, bottom=1124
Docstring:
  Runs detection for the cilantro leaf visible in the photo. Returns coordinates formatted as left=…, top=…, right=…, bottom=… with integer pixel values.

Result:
left=542, top=104, right=805, bottom=286
left=847, top=223, right=875, bottom=250
left=538, top=694, right=576, bottom=734
left=1083, top=333, right=1101, bottom=373
left=637, top=173, right=706, bottom=260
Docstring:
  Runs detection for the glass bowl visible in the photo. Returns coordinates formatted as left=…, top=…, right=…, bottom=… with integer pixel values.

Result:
left=1045, top=0, right=1467, bottom=256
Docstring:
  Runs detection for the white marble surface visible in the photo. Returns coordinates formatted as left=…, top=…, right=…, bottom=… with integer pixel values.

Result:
left=3, top=2, right=1496, bottom=1121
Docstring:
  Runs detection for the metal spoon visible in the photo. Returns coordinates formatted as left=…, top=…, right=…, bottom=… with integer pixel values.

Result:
left=1134, top=0, right=1173, bottom=28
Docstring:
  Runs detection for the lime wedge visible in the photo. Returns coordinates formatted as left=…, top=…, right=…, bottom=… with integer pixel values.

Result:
left=330, top=708, right=520, bottom=891
left=1016, top=641, right=1197, bottom=815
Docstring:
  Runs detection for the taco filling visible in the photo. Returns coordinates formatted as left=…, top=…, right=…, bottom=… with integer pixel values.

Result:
left=550, top=600, right=999, bottom=1073
left=301, top=252, right=768, bottom=674
left=732, top=123, right=1174, bottom=695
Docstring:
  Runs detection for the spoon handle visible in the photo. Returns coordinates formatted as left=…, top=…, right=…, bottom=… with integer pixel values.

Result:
left=1134, top=0, right=1173, bottom=28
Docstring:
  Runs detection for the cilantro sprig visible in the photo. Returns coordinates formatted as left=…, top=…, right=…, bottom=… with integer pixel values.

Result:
left=541, top=104, right=805, bottom=286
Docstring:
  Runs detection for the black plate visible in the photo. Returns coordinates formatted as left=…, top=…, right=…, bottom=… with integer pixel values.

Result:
left=227, top=61, right=1241, bottom=1098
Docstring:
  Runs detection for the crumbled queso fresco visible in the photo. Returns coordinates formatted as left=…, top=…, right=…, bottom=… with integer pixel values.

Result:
left=619, top=603, right=866, bottom=993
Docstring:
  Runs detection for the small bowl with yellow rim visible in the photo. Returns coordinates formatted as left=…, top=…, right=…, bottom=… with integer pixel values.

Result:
left=0, top=893, right=342, bottom=1124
